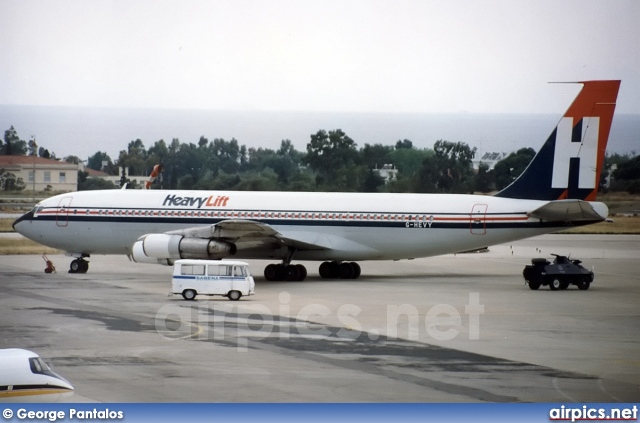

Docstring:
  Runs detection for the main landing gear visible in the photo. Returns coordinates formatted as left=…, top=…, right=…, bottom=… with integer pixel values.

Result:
left=263, top=261, right=361, bottom=281
left=69, top=258, right=89, bottom=274
left=264, top=263, right=308, bottom=281
left=319, top=261, right=361, bottom=279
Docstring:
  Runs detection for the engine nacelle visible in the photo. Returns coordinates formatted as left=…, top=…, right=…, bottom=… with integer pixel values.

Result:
left=131, top=234, right=236, bottom=263
left=131, top=241, right=173, bottom=265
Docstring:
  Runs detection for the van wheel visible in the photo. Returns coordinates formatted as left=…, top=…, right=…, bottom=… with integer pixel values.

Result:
left=182, top=289, right=197, bottom=301
left=228, top=290, right=242, bottom=301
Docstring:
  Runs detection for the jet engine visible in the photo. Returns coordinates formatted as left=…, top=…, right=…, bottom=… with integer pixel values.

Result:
left=132, top=234, right=236, bottom=264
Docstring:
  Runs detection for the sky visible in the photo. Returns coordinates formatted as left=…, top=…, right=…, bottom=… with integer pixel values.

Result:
left=1, top=0, right=639, bottom=115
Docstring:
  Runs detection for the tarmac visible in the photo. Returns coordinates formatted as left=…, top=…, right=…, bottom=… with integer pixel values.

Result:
left=0, top=234, right=638, bottom=402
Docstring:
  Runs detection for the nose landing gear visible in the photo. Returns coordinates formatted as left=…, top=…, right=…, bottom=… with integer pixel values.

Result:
left=69, top=258, right=89, bottom=274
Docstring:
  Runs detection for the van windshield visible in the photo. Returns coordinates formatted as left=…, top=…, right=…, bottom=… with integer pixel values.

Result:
left=234, top=266, right=248, bottom=277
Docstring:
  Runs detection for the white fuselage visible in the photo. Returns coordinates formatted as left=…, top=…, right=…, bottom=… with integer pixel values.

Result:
left=14, top=189, right=602, bottom=262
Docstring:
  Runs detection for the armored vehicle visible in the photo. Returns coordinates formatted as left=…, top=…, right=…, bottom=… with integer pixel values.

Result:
left=523, top=254, right=594, bottom=291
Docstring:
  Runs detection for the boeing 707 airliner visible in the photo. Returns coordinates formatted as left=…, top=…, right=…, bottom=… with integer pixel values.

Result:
left=13, top=80, right=620, bottom=281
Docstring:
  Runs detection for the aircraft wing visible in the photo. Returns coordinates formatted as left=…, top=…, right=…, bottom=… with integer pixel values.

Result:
left=528, top=200, right=608, bottom=223
left=165, top=219, right=330, bottom=251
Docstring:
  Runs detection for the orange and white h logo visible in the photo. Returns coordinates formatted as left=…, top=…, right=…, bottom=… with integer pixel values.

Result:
left=551, top=117, right=599, bottom=191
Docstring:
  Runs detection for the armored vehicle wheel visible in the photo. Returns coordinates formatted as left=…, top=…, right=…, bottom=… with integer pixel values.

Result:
left=577, top=280, right=591, bottom=290
left=560, top=280, right=570, bottom=290
left=528, top=281, right=541, bottom=290
left=549, top=278, right=562, bottom=291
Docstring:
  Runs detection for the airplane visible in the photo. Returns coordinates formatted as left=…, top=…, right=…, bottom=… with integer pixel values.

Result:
left=13, top=80, right=620, bottom=281
left=0, top=348, right=74, bottom=402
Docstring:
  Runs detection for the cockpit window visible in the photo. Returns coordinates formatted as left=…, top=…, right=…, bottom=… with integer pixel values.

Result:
left=29, top=357, right=66, bottom=381
left=30, top=357, right=52, bottom=375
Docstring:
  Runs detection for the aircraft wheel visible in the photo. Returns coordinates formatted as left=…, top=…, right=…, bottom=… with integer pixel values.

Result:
left=79, top=260, right=89, bottom=274
left=69, top=259, right=81, bottom=274
left=284, top=265, right=301, bottom=281
left=549, top=278, right=562, bottom=291
left=318, top=262, right=331, bottom=278
left=274, top=264, right=285, bottom=280
left=319, top=261, right=339, bottom=278
left=264, top=264, right=279, bottom=281
left=339, top=262, right=355, bottom=279
left=295, top=264, right=307, bottom=281
left=228, top=290, right=242, bottom=301
left=350, top=262, right=361, bottom=279
left=182, top=289, right=197, bottom=301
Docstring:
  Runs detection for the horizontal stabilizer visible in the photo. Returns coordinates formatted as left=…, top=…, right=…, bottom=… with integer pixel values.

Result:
left=528, top=200, right=608, bottom=223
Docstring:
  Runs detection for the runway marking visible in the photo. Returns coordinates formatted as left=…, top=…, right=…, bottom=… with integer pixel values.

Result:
left=552, top=377, right=578, bottom=402
left=598, top=379, right=623, bottom=402
left=162, top=316, right=205, bottom=340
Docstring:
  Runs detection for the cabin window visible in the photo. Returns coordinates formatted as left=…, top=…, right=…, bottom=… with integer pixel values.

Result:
left=181, top=264, right=205, bottom=276
left=208, top=265, right=232, bottom=276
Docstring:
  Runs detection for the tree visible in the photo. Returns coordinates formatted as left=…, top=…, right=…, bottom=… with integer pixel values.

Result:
left=493, top=148, right=536, bottom=190
left=116, top=139, right=148, bottom=176
left=0, top=169, right=26, bottom=191
left=361, top=143, right=393, bottom=170
left=234, top=169, right=280, bottom=191
left=474, top=162, right=493, bottom=193
left=362, top=169, right=385, bottom=192
left=2, top=126, right=28, bottom=156
left=28, top=138, right=38, bottom=156
left=64, top=155, right=82, bottom=164
left=286, top=171, right=316, bottom=192
left=77, top=173, right=117, bottom=191
left=211, top=138, right=245, bottom=174
left=416, top=140, right=476, bottom=193
left=610, top=155, right=640, bottom=194
left=395, top=139, right=413, bottom=150
left=87, top=151, right=114, bottom=172
left=389, top=146, right=432, bottom=178
left=38, top=147, right=52, bottom=159
left=304, top=129, right=359, bottom=184
left=612, top=155, right=640, bottom=181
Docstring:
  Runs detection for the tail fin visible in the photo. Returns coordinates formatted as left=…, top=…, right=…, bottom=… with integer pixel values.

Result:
left=496, top=80, right=620, bottom=201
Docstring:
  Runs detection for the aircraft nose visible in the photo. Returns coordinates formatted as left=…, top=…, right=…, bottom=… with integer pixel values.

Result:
left=12, top=209, right=34, bottom=232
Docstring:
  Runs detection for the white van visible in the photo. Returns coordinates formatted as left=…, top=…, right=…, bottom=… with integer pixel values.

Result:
left=171, top=259, right=255, bottom=301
